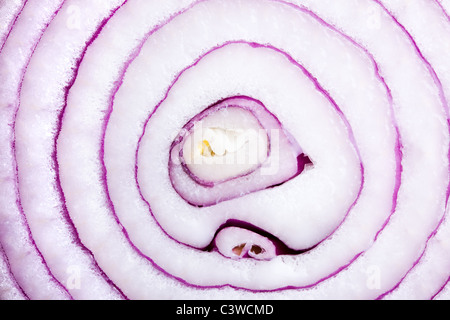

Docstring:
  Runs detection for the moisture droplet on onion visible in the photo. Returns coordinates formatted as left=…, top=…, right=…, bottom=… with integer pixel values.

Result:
left=1, top=0, right=450, bottom=301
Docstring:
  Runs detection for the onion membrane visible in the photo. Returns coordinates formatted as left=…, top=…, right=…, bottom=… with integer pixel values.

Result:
left=1, top=0, right=450, bottom=300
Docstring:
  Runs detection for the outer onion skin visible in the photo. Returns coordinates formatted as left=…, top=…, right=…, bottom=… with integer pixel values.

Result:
left=1, top=0, right=450, bottom=300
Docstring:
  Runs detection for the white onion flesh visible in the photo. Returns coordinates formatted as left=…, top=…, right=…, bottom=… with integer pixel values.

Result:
left=1, top=0, right=450, bottom=300
left=167, top=95, right=306, bottom=208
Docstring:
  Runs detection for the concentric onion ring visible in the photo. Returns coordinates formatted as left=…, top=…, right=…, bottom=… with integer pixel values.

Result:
left=1, top=0, right=450, bottom=300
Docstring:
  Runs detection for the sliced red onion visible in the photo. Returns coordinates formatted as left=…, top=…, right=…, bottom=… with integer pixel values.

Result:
left=1, top=0, right=450, bottom=300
